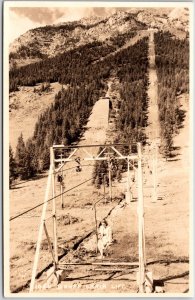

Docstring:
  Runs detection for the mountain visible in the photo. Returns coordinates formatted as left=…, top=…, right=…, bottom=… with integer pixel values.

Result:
left=9, top=11, right=146, bottom=64
left=137, top=7, right=189, bottom=31
left=9, top=8, right=189, bottom=67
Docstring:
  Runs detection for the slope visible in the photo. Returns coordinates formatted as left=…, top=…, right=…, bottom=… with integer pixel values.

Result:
left=9, top=82, right=62, bottom=150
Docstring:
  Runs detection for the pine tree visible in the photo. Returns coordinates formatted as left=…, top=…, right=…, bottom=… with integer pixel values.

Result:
left=15, top=133, right=27, bottom=180
left=41, top=147, right=50, bottom=170
left=25, top=138, right=38, bottom=178
left=9, top=145, right=17, bottom=187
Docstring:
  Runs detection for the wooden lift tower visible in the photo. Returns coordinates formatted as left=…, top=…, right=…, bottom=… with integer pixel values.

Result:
left=30, top=143, right=147, bottom=293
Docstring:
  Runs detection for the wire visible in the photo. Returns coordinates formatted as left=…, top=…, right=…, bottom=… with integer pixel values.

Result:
left=9, top=177, right=94, bottom=222
left=11, top=164, right=93, bottom=188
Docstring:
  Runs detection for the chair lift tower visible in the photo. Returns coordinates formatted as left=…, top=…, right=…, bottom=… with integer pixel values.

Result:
left=30, top=143, right=147, bottom=293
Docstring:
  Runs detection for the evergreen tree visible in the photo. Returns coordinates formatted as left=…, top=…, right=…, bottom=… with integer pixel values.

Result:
left=154, top=31, right=189, bottom=158
left=25, top=138, right=38, bottom=178
left=15, top=133, right=27, bottom=180
left=9, top=145, right=17, bottom=187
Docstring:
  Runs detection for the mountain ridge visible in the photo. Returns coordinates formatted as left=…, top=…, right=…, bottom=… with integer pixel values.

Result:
left=9, top=11, right=144, bottom=60
left=9, top=8, right=189, bottom=67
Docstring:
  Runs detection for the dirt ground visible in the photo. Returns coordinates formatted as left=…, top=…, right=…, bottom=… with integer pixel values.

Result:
left=8, top=34, right=190, bottom=295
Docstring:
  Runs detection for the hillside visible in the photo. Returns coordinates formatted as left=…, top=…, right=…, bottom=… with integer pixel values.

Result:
left=9, top=8, right=189, bottom=67
left=9, top=11, right=146, bottom=65
left=9, top=82, right=62, bottom=150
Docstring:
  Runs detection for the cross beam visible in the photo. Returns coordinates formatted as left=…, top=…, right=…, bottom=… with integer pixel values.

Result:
left=53, top=144, right=139, bottom=165
left=53, top=143, right=130, bottom=149
left=84, top=155, right=138, bottom=161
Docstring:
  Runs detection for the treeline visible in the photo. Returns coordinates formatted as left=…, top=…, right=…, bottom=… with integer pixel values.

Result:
left=9, top=44, right=48, bottom=60
left=92, top=38, right=149, bottom=187
left=115, top=37, right=149, bottom=145
left=9, top=31, right=137, bottom=91
left=154, top=31, right=189, bottom=157
left=9, top=135, right=38, bottom=185
left=9, top=41, right=114, bottom=92
left=109, top=30, right=136, bottom=48
left=33, top=18, right=109, bottom=34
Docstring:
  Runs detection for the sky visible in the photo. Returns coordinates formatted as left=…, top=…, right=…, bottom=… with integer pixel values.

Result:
left=9, top=7, right=122, bottom=43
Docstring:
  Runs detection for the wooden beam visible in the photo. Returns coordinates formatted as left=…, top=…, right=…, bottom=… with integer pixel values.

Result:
left=54, top=148, right=78, bottom=164
left=82, top=147, right=94, bottom=158
left=51, top=147, right=58, bottom=267
left=96, top=147, right=107, bottom=158
left=54, top=158, right=73, bottom=163
left=93, top=268, right=136, bottom=272
left=66, top=148, right=78, bottom=160
left=29, top=164, right=53, bottom=292
left=52, top=143, right=130, bottom=149
left=93, top=203, right=98, bottom=253
left=43, top=222, right=55, bottom=264
left=108, top=157, right=112, bottom=200
left=84, top=155, right=138, bottom=161
left=58, top=262, right=139, bottom=267
left=56, top=161, right=66, bottom=173
left=111, top=146, right=124, bottom=158
left=137, top=143, right=145, bottom=293
left=126, top=158, right=131, bottom=204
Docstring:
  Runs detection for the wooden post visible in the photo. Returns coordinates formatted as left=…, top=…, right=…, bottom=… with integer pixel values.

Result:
left=108, top=157, right=112, bottom=201
left=103, top=174, right=106, bottom=202
left=94, top=203, right=98, bottom=253
left=126, top=158, right=131, bottom=204
left=60, top=168, right=64, bottom=209
left=60, top=182, right=63, bottom=209
left=137, top=143, right=145, bottom=293
left=29, top=164, right=52, bottom=292
left=142, top=219, right=146, bottom=267
left=59, top=152, right=64, bottom=209
left=50, top=147, right=58, bottom=268
left=43, top=222, right=55, bottom=264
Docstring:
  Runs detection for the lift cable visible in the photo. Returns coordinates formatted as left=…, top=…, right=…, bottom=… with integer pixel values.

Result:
left=9, top=177, right=93, bottom=222
left=11, top=164, right=93, bottom=188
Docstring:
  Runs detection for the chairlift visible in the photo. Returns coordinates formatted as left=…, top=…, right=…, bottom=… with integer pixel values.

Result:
left=76, top=165, right=82, bottom=172
left=132, top=159, right=136, bottom=182
left=75, top=157, right=82, bottom=172
left=57, top=174, right=63, bottom=183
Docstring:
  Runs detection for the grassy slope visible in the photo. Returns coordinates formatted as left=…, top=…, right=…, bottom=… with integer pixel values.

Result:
left=9, top=82, right=62, bottom=150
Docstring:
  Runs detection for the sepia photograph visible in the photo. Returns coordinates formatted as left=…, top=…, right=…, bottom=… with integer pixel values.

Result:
left=3, top=1, right=193, bottom=296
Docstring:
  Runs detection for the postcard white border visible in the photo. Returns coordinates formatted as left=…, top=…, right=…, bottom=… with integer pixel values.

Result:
left=3, top=1, right=194, bottom=298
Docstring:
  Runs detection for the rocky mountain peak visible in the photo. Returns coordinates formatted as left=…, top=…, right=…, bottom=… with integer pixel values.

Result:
left=9, top=8, right=189, bottom=67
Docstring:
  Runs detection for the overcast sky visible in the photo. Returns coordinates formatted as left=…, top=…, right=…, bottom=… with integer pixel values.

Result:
left=9, top=7, right=122, bottom=43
